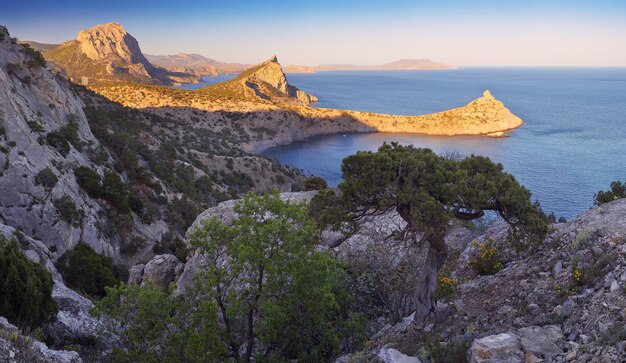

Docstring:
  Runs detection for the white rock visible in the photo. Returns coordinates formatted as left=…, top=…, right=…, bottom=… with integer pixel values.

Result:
left=469, top=333, right=523, bottom=363
left=378, top=348, right=422, bottom=363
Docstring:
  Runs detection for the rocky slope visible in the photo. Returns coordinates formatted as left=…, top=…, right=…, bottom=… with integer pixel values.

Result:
left=0, top=24, right=303, bottom=264
left=40, top=22, right=198, bottom=85
left=287, top=58, right=456, bottom=73
left=136, top=191, right=626, bottom=362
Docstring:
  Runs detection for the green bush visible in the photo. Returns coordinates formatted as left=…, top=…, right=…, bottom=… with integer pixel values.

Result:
left=0, top=235, right=58, bottom=330
left=74, top=166, right=102, bottom=197
left=20, top=43, right=46, bottom=68
left=35, top=167, right=58, bottom=189
left=56, top=242, right=119, bottom=297
left=46, top=119, right=80, bottom=157
left=54, top=195, right=81, bottom=224
left=595, top=180, right=626, bottom=205
left=6, top=62, right=20, bottom=74
left=303, top=176, right=328, bottom=190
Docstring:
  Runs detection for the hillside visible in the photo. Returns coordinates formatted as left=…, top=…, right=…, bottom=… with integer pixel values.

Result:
left=286, top=58, right=456, bottom=73
left=40, top=22, right=199, bottom=85
left=146, top=52, right=250, bottom=75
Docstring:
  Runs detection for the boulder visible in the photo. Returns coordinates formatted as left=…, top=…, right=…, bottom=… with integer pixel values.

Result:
left=517, top=325, right=564, bottom=360
left=141, top=254, right=183, bottom=288
left=469, top=333, right=523, bottom=363
left=378, top=347, right=422, bottom=363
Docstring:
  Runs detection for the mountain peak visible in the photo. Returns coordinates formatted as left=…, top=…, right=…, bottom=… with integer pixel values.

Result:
left=269, top=55, right=278, bottom=63
left=76, top=21, right=142, bottom=64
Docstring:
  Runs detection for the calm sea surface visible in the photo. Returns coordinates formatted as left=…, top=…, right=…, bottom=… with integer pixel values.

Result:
left=263, top=68, right=626, bottom=219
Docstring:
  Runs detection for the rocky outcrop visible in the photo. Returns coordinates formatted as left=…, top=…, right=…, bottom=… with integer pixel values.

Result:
left=240, top=56, right=318, bottom=105
left=42, top=22, right=198, bottom=85
left=469, top=326, right=565, bottom=362
left=0, top=317, right=81, bottom=363
left=128, top=254, right=184, bottom=288
left=378, top=347, right=422, bottom=363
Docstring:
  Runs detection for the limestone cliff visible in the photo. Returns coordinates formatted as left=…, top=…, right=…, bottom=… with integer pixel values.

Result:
left=42, top=22, right=199, bottom=85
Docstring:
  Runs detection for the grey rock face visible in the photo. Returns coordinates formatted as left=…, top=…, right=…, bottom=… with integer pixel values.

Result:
left=140, top=254, right=183, bottom=288
left=0, top=317, right=82, bottom=363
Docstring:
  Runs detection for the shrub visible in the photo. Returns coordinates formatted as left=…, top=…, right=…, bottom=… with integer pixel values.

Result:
left=6, top=62, right=20, bottom=74
left=20, top=43, right=46, bottom=68
left=27, top=121, right=45, bottom=133
left=595, top=180, right=626, bottom=205
left=46, top=119, right=80, bottom=157
left=54, top=195, right=81, bottom=224
left=35, top=167, right=58, bottom=189
left=74, top=166, right=102, bottom=197
left=56, top=242, right=119, bottom=297
left=303, top=176, right=328, bottom=190
left=0, top=235, right=58, bottom=330
left=101, top=170, right=130, bottom=213
left=468, top=239, right=504, bottom=276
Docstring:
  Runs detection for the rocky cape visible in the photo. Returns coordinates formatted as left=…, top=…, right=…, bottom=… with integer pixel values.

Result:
left=90, top=55, right=523, bottom=152
left=38, top=22, right=199, bottom=85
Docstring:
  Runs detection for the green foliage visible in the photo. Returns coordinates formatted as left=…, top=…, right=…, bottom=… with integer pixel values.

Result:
left=166, top=197, right=199, bottom=234
left=467, top=239, right=505, bottom=276
left=303, top=176, right=328, bottom=190
left=595, top=180, right=626, bottom=205
left=74, top=166, right=102, bottom=197
left=101, top=170, right=130, bottom=213
left=153, top=232, right=189, bottom=262
left=189, top=193, right=361, bottom=362
left=346, top=244, right=419, bottom=323
left=53, top=195, right=81, bottom=224
left=56, top=242, right=119, bottom=297
left=425, top=335, right=470, bottom=363
left=46, top=118, right=80, bottom=157
left=27, top=120, right=45, bottom=133
left=98, top=193, right=362, bottom=362
left=0, top=235, right=57, bottom=330
left=20, top=43, right=46, bottom=68
left=95, top=283, right=212, bottom=362
left=35, top=167, right=58, bottom=189
left=6, top=62, right=21, bottom=74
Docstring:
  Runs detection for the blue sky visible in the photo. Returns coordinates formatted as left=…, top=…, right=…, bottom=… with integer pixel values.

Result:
left=2, top=0, right=626, bottom=66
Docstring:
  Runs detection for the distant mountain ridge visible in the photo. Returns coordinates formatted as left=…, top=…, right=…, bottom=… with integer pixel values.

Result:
left=33, top=22, right=199, bottom=85
left=285, top=58, right=456, bottom=73
left=146, top=53, right=251, bottom=75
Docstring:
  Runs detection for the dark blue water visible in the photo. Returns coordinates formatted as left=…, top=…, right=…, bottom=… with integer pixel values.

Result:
left=264, top=68, right=626, bottom=218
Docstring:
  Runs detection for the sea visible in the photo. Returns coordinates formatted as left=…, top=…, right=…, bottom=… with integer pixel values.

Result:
left=259, top=68, right=626, bottom=219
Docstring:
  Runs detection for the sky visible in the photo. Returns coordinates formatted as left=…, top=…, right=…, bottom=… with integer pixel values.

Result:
left=2, top=0, right=626, bottom=67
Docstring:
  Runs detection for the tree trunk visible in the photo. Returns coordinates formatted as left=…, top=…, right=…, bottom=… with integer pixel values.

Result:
left=414, top=234, right=448, bottom=322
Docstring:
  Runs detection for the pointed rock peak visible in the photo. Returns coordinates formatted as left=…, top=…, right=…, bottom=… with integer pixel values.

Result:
left=483, top=90, right=494, bottom=99
left=270, top=55, right=278, bottom=63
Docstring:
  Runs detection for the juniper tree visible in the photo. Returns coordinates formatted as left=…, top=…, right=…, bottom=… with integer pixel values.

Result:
left=311, top=143, right=548, bottom=321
